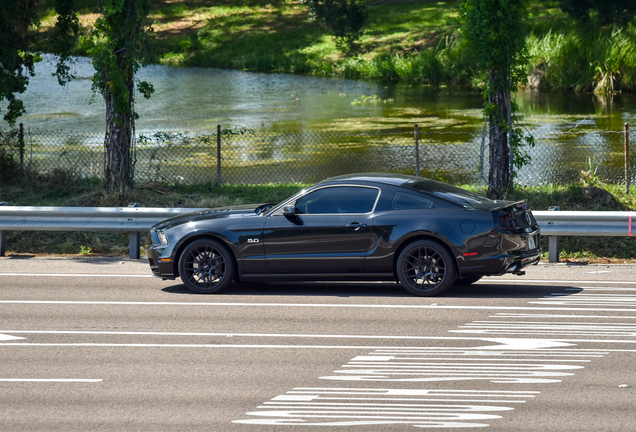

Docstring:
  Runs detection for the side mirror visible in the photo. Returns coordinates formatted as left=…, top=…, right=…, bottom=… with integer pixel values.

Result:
left=282, top=205, right=296, bottom=216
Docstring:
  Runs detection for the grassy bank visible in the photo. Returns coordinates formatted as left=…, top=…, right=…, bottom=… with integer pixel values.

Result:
left=34, top=0, right=636, bottom=92
left=2, top=173, right=636, bottom=261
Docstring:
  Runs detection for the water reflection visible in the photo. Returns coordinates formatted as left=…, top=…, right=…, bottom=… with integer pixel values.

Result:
left=4, top=55, right=636, bottom=185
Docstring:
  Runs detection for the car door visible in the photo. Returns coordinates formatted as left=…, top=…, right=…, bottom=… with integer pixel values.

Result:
left=263, top=185, right=379, bottom=274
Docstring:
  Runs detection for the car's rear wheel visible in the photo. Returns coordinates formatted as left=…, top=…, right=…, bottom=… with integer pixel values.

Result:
left=178, top=239, right=235, bottom=294
left=397, top=239, right=456, bottom=296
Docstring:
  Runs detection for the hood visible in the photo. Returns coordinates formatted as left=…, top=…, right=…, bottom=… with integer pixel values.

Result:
left=151, top=203, right=265, bottom=231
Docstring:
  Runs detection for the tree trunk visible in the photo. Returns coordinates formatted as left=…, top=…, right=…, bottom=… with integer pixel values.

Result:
left=487, top=70, right=511, bottom=200
left=103, top=57, right=134, bottom=195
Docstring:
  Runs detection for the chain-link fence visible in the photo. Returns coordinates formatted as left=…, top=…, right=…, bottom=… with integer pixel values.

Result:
left=0, top=125, right=632, bottom=186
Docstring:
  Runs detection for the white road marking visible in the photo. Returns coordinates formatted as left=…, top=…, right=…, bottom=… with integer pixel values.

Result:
left=0, top=333, right=24, bottom=341
left=0, top=273, right=152, bottom=278
left=234, top=388, right=539, bottom=427
left=2, top=272, right=636, bottom=286
left=235, top=344, right=598, bottom=426
left=0, top=379, right=102, bottom=382
left=5, top=299, right=636, bottom=313
left=0, top=331, right=588, bottom=347
left=234, top=284, right=636, bottom=428
left=480, top=279, right=636, bottom=285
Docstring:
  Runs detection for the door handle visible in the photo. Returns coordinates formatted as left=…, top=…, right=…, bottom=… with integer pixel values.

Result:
left=346, top=223, right=367, bottom=231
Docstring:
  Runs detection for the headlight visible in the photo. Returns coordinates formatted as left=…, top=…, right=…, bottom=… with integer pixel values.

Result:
left=157, top=231, right=169, bottom=245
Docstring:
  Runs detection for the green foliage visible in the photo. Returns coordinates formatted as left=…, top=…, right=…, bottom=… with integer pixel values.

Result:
left=557, top=0, right=636, bottom=25
left=51, top=0, right=81, bottom=86
left=527, top=24, right=636, bottom=93
left=0, top=0, right=41, bottom=125
left=302, top=0, right=368, bottom=52
left=88, top=0, right=154, bottom=117
left=509, top=126, right=536, bottom=176
left=0, top=130, right=19, bottom=182
left=460, top=0, right=530, bottom=92
left=350, top=94, right=393, bottom=105
left=580, top=156, right=604, bottom=187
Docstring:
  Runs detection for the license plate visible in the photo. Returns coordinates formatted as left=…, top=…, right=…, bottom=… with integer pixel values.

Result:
left=527, top=234, right=537, bottom=250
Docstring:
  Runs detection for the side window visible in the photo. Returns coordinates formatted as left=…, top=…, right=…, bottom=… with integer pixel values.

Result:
left=295, top=186, right=379, bottom=214
left=392, top=192, right=433, bottom=210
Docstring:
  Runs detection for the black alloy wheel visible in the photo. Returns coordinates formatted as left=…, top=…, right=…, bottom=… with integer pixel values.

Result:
left=396, top=239, right=456, bottom=296
left=178, top=239, right=236, bottom=294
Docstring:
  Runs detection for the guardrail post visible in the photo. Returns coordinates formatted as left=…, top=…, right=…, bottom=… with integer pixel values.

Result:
left=128, top=203, right=141, bottom=259
left=547, top=206, right=560, bottom=263
left=129, top=232, right=141, bottom=259
left=0, top=203, right=6, bottom=257
left=626, top=123, right=630, bottom=194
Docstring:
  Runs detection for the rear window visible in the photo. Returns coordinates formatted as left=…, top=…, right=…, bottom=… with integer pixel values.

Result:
left=402, top=179, right=491, bottom=207
left=392, top=192, right=433, bottom=209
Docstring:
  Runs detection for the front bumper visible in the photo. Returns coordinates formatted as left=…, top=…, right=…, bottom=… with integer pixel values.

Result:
left=146, top=245, right=176, bottom=280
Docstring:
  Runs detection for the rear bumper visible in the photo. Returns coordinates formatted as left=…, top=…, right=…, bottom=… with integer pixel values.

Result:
left=458, top=248, right=542, bottom=278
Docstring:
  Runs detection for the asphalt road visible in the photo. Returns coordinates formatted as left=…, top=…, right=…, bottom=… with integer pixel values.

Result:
left=1, top=257, right=635, bottom=431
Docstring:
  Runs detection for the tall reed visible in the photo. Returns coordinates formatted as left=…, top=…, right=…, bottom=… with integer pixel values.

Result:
left=527, top=23, right=636, bottom=93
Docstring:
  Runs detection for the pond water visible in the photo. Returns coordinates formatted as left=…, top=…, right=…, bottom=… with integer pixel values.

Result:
left=4, top=55, right=636, bottom=185
left=4, top=55, right=636, bottom=134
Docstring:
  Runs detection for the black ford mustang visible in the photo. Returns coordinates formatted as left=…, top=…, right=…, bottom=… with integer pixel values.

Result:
left=146, top=173, right=541, bottom=296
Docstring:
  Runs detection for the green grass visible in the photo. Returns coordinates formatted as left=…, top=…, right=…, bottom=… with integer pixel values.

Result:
left=32, top=0, right=636, bottom=91
left=3, top=171, right=636, bottom=261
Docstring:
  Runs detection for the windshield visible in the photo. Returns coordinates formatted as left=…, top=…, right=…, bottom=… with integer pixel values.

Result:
left=263, top=189, right=307, bottom=215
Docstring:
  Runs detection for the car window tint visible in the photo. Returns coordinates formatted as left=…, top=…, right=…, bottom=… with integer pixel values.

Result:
left=392, top=192, right=433, bottom=209
left=296, top=186, right=378, bottom=214
left=402, top=179, right=490, bottom=207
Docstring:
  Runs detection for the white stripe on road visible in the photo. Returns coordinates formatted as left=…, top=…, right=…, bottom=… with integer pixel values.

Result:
left=4, top=299, right=636, bottom=313
left=0, top=379, right=102, bottom=382
left=0, top=273, right=152, bottom=278
left=2, top=273, right=636, bottom=286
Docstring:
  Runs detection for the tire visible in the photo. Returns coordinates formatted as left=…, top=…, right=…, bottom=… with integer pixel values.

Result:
left=455, top=275, right=483, bottom=286
left=178, top=239, right=236, bottom=294
left=396, top=239, right=456, bottom=296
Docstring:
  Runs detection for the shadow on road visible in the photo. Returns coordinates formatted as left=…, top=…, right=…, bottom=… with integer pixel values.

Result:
left=162, top=281, right=583, bottom=298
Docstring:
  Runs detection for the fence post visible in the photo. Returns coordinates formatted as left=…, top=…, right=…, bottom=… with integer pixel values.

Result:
left=626, top=123, right=630, bottom=194
left=217, top=125, right=222, bottom=186
left=414, top=124, right=420, bottom=177
left=18, top=123, right=24, bottom=171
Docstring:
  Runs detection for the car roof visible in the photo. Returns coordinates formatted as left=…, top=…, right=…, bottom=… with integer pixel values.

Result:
left=318, top=173, right=423, bottom=186
left=318, top=173, right=498, bottom=209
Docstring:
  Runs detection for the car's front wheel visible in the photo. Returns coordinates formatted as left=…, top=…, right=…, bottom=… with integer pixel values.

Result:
left=396, top=239, right=456, bottom=296
left=178, top=239, right=236, bottom=294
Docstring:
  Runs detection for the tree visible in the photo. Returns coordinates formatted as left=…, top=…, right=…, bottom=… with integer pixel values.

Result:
left=558, top=0, right=636, bottom=25
left=302, top=0, right=368, bottom=52
left=460, top=0, right=533, bottom=199
left=87, top=0, right=154, bottom=194
left=0, top=0, right=153, bottom=195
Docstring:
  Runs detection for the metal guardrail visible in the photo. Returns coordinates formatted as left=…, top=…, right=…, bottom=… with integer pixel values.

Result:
left=0, top=205, right=633, bottom=262
left=533, top=209, right=636, bottom=263
left=0, top=204, right=203, bottom=259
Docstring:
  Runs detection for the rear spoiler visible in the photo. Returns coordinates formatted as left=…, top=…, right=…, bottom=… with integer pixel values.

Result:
left=490, top=200, right=528, bottom=212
